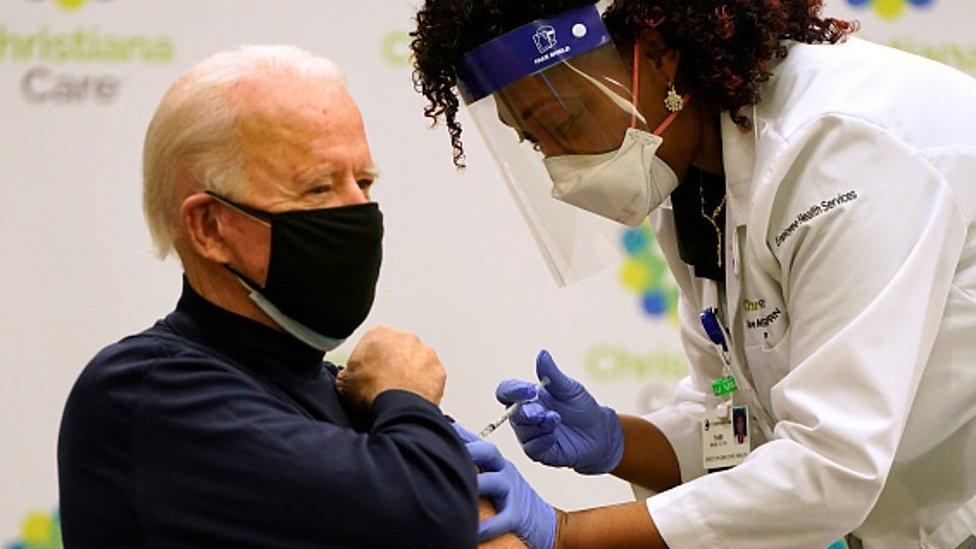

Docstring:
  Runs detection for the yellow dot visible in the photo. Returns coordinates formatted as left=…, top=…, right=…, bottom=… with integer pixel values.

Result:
left=22, top=511, right=52, bottom=543
left=56, top=0, right=87, bottom=10
left=873, top=0, right=906, bottom=19
left=620, top=260, right=651, bottom=291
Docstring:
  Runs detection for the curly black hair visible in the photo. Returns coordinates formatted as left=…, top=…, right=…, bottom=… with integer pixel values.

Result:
left=411, top=0, right=856, bottom=167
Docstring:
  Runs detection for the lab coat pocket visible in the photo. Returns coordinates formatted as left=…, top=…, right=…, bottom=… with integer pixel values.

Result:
left=921, top=493, right=976, bottom=549
left=743, top=330, right=791, bottom=414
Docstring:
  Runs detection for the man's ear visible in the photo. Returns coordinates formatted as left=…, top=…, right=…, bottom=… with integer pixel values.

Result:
left=634, top=28, right=680, bottom=81
left=180, top=193, right=235, bottom=264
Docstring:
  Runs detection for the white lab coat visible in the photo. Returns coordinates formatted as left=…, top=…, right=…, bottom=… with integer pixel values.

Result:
left=636, top=38, right=976, bottom=548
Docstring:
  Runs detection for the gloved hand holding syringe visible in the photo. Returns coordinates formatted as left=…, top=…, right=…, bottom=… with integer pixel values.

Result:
left=482, top=350, right=626, bottom=475
left=479, top=377, right=551, bottom=438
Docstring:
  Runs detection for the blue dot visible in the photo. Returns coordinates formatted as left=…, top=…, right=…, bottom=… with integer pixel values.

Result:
left=622, top=229, right=647, bottom=256
left=642, top=290, right=667, bottom=316
left=909, top=0, right=932, bottom=5
left=845, top=0, right=869, bottom=5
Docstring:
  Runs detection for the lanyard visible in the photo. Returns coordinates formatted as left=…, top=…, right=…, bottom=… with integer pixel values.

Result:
left=700, top=281, right=738, bottom=399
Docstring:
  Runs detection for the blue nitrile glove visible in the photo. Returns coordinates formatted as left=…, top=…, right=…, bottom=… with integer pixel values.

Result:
left=452, top=423, right=557, bottom=549
left=496, top=350, right=624, bottom=475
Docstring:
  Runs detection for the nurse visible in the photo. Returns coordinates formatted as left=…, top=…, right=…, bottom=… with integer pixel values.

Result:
left=410, top=1, right=976, bottom=548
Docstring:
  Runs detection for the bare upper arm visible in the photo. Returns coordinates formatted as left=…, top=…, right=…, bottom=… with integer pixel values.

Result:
left=478, top=497, right=527, bottom=548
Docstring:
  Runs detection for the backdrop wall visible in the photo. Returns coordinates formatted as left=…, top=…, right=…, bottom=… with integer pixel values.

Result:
left=1, top=0, right=972, bottom=545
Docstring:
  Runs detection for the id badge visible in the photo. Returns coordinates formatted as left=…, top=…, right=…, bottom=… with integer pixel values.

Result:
left=702, top=405, right=751, bottom=473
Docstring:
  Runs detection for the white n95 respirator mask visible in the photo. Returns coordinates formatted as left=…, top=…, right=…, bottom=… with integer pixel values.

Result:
left=544, top=127, right=678, bottom=227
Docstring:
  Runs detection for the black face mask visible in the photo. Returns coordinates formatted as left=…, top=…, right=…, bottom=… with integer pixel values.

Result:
left=206, top=191, right=384, bottom=350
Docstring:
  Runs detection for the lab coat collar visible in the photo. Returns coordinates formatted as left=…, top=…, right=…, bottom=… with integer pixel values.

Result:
left=720, top=42, right=796, bottom=226
left=720, top=107, right=759, bottom=223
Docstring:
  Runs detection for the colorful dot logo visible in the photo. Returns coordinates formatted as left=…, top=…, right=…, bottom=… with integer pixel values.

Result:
left=55, top=0, right=86, bottom=10
left=25, top=0, right=113, bottom=12
left=844, top=0, right=934, bottom=20
left=5, top=509, right=62, bottom=549
left=620, top=223, right=679, bottom=323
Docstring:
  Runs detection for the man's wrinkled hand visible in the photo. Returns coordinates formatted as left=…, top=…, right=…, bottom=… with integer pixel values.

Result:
left=336, top=325, right=446, bottom=410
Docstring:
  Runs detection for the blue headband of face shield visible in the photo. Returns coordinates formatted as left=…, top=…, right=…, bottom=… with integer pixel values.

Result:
left=456, top=4, right=612, bottom=104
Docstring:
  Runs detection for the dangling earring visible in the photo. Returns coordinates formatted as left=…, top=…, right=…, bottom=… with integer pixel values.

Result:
left=663, top=83, right=684, bottom=113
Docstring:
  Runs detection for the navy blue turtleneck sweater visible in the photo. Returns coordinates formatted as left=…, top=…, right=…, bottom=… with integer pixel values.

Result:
left=57, top=281, right=478, bottom=548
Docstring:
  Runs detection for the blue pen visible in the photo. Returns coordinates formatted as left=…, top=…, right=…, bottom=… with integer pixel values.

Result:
left=701, top=308, right=738, bottom=397
left=700, top=308, right=729, bottom=352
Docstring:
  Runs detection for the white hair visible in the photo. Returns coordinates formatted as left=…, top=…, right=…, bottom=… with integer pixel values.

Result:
left=142, top=44, right=346, bottom=259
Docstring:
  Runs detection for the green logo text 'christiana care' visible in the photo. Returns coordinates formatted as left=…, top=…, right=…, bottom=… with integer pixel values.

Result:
left=584, top=344, right=687, bottom=384
left=0, top=26, right=174, bottom=64
left=887, top=37, right=976, bottom=73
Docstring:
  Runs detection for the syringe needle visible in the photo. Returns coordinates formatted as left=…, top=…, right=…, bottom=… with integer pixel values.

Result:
left=478, top=401, right=521, bottom=438
left=478, top=377, right=550, bottom=439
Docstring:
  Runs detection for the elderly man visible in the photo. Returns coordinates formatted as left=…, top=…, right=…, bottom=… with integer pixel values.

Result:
left=57, top=45, right=486, bottom=547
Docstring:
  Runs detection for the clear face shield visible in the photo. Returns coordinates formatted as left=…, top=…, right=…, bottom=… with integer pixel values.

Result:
left=458, top=4, right=681, bottom=286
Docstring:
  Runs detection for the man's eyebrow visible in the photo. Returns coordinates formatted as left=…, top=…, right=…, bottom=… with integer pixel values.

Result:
left=360, top=165, right=381, bottom=180
left=297, top=170, right=336, bottom=190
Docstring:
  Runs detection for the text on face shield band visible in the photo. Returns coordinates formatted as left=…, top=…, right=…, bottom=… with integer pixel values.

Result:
left=456, top=4, right=611, bottom=104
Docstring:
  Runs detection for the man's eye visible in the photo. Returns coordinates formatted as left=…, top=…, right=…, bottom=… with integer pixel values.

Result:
left=357, top=179, right=374, bottom=191
left=309, top=185, right=333, bottom=195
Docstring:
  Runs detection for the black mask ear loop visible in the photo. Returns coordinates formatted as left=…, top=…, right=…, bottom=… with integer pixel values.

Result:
left=204, top=190, right=273, bottom=224
left=204, top=190, right=272, bottom=291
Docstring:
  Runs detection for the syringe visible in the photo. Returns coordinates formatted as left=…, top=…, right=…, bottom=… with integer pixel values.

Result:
left=478, top=377, right=551, bottom=438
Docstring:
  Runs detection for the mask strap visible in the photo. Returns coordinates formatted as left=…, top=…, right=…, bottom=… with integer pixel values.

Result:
left=225, top=265, right=344, bottom=352
left=246, top=289, right=346, bottom=352
left=206, top=191, right=272, bottom=227
left=224, top=264, right=264, bottom=292
left=652, top=96, right=690, bottom=136
left=631, top=42, right=693, bottom=137
left=563, top=61, right=647, bottom=126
